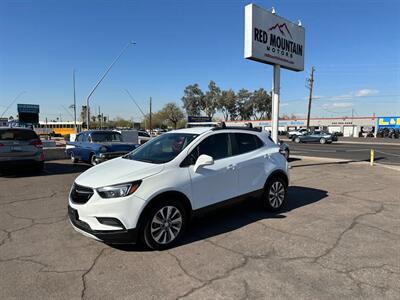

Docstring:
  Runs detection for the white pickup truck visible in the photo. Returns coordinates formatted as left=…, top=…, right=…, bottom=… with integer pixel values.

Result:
left=287, top=128, right=308, bottom=139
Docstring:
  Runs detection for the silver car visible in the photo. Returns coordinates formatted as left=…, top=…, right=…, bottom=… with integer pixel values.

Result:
left=0, top=127, right=44, bottom=171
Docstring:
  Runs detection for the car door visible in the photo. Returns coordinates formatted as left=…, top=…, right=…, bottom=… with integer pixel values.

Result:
left=186, top=133, right=239, bottom=209
left=73, top=133, right=82, bottom=159
left=232, top=133, right=267, bottom=196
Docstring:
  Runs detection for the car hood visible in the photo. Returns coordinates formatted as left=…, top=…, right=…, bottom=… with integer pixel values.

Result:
left=75, top=157, right=164, bottom=188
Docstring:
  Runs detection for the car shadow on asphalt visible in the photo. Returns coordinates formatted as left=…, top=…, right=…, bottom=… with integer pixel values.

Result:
left=0, top=161, right=90, bottom=178
left=111, top=186, right=328, bottom=252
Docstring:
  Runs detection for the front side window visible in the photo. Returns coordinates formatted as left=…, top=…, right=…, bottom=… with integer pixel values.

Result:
left=90, top=132, right=122, bottom=142
left=124, top=133, right=198, bottom=164
left=183, top=133, right=232, bottom=167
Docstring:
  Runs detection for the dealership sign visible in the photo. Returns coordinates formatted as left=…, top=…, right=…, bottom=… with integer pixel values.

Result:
left=377, top=116, right=400, bottom=128
left=17, top=104, right=40, bottom=114
left=244, top=4, right=305, bottom=71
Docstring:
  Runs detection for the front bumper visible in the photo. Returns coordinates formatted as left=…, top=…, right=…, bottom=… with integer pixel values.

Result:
left=96, top=151, right=129, bottom=163
left=68, top=205, right=139, bottom=244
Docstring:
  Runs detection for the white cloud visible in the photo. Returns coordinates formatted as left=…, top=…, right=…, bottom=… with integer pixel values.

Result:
left=355, top=89, right=379, bottom=97
left=280, top=103, right=290, bottom=107
left=332, top=102, right=354, bottom=108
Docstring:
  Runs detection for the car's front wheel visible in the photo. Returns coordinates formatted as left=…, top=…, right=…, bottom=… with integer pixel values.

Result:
left=70, top=152, right=78, bottom=163
left=294, top=137, right=301, bottom=143
left=263, top=177, right=287, bottom=211
left=142, top=199, right=188, bottom=250
left=320, top=138, right=326, bottom=144
left=90, top=154, right=97, bottom=166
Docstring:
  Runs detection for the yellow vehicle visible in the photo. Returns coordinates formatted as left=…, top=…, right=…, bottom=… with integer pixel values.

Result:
left=34, top=121, right=83, bottom=136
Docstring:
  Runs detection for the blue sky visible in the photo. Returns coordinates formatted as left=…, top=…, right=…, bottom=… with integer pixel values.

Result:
left=1, top=0, right=399, bottom=122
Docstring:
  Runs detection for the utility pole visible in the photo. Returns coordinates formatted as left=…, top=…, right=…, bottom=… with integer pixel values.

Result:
left=73, top=69, right=77, bottom=132
left=306, top=66, right=315, bottom=130
left=149, top=97, right=152, bottom=135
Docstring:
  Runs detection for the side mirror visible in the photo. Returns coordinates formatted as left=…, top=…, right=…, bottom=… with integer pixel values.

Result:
left=194, top=154, right=214, bottom=173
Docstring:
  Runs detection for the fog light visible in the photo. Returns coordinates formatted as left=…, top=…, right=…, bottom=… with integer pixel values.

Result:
left=97, top=217, right=125, bottom=229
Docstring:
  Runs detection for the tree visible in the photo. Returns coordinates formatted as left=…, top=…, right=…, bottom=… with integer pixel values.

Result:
left=250, top=88, right=272, bottom=120
left=236, top=89, right=253, bottom=120
left=218, top=89, right=237, bottom=121
left=181, top=84, right=204, bottom=116
left=203, top=81, right=221, bottom=117
left=159, top=103, right=185, bottom=129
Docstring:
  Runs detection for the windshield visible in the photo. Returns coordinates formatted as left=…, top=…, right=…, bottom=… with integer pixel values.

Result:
left=124, top=133, right=198, bottom=164
left=91, top=132, right=123, bottom=142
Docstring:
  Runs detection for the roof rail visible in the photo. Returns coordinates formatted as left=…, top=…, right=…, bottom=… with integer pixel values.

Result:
left=211, top=125, right=262, bottom=132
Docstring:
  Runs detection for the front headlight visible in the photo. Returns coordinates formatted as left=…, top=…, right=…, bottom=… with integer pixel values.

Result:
left=96, top=181, right=141, bottom=198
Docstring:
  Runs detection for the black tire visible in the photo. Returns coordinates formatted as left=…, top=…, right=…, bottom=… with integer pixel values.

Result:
left=70, top=152, right=78, bottom=163
left=90, top=153, right=97, bottom=166
left=142, top=199, right=188, bottom=250
left=320, top=138, right=326, bottom=144
left=262, top=177, right=287, bottom=212
left=294, top=137, right=301, bottom=143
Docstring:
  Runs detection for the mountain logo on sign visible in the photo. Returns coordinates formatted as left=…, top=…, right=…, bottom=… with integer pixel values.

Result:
left=268, top=23, right=293, bottom=39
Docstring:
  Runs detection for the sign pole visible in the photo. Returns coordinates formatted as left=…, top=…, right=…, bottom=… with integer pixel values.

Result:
left=271, top=64, right=280, bottom=143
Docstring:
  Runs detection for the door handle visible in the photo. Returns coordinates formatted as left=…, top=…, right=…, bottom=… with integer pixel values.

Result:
left=227, top=164, right=236, bottom=170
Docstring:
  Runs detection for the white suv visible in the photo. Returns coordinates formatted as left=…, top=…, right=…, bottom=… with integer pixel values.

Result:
left=68, top=126, right=289, bottom=249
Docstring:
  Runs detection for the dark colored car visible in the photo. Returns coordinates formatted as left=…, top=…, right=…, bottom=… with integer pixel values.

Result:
left=66, top=130, right=139, bottom=166
left=0, top=127, right=44, bottom=171
left=293, top=131, right=334, bottom=144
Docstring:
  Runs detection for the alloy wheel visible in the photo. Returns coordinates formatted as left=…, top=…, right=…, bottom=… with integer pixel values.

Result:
left=268, top=181, right=285, bottom=208
left=150, top=206, right=182, bottom=245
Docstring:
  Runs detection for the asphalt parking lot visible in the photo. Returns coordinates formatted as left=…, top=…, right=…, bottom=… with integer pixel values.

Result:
left=0, top=159, right=399, bottom=299
left=286, top=139, right=400, bottom=166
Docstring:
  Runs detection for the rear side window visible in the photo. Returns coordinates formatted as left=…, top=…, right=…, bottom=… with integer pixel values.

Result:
left=234, top=133, right=263, bottom=155
left=0, top=129, right=38, bottom=141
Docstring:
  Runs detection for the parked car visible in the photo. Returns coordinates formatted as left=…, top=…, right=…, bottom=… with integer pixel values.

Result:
left=293, top=131, right=334, bottom=144
left=287, top=128, right=308, bottom=139
left=0, top=127, right=44, bottom=171
left=68, top=126, right=289, bottom=249
left=66, top=130, right=139, bottom=166
left=138, top=130, right=152, bottom=144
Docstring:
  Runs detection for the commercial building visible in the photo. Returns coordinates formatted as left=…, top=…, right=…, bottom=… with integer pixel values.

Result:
left=226, top=116, right=378, bottom=137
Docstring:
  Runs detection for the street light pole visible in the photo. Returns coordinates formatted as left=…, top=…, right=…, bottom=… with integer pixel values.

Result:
left=85, top=41, right=135, bottom=129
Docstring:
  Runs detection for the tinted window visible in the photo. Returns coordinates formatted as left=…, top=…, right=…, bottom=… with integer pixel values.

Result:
left=138, top=131, right=150, bottom=137
left=0, top=129, right=38, bottom=141
left=91, top=132, right=122, bottom=142
left=184, top=133, right=231, bottom=166
left=76, top=134, right=82, bottom=142
left=234, top=133, right=262, bottom=154
left=124, top=133, right=198, bottom=164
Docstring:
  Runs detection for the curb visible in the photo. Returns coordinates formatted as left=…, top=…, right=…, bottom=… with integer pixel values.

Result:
left=290, top=155, right=400, bottom=172
left=281, top=138, right=400, bottom=146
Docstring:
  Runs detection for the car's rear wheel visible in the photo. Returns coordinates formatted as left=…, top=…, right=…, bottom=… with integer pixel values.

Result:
left=294, top=137, right=301, bottom=143
left=262, top=177, right=287, bottom=211
left=320, top=138, right=326, bottom=144
left=142, top=199, right=187, bottom=250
